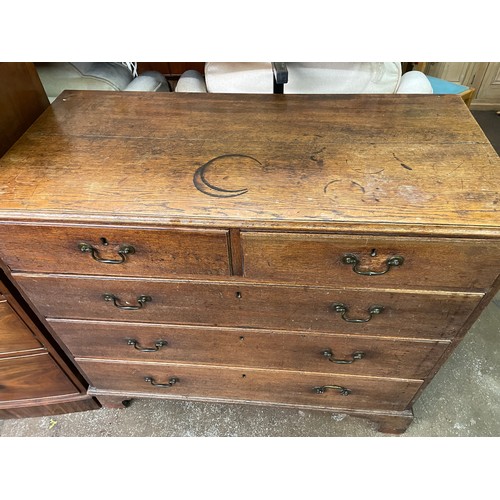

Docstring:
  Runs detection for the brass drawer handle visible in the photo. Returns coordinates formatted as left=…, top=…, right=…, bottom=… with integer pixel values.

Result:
left=127, top=339, right=168, bottom=352
left=313, top=385, right=351, bottom=396
left=103, top=293, right=152, bottom=310
left=144, top=376, right=178, bottom=388
left=322, top=349, right=365, bottom=364
left=331, top=303, right=384, bottom=323
left=342, top=253, right=404, bottom=276
left=79, top=242, right=135, bottom=264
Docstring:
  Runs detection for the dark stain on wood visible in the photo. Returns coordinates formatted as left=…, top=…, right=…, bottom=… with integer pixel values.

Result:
left=393, top=152, right=413, bottom=170
left=353, top=168, right=385, bottom=175
left=310, top=146, right=326, bottom=162
left=323, top=179, right=340, bottom=193
left=351, top=181, right=366, bottom=193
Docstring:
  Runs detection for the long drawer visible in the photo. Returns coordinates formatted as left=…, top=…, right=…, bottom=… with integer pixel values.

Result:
left=0, top=353, right=79, bottom=402
left=0, top=224, right=231, bottom=278
left=241, top=232, right=500, bottom=292
left=50, top=319, right=450, bottom=379
left=78, top=359, right=423, bottom=412
left=16, top=275, right=481, bottom=339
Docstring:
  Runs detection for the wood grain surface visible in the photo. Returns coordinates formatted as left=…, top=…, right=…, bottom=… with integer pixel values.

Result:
left=50, top=319, right=449, bottom=379
left=0, top=301, right=42, bottom=355
left=14, top=274, right=481, bottom=339
left=0, top=353, right=78, bottom=402
left=78, top=358, right=422, bottom=412
left=0, top=224, right=230, bottom=277
left=0, top=62, right=49, bottom=157
left=0, top=92, right=497, bottom=233
left=0, top=395, right=99, bottom=418
left=241, top=232, right=500, bottom=291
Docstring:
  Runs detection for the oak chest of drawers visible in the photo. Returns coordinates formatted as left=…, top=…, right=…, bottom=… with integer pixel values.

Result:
left=0, top=91, right=498, bottom=433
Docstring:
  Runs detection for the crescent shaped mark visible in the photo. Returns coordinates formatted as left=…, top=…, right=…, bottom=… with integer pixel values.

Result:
left=193, top=154, right=261, bottom=198
left=193, top=168, right=248, bottom=198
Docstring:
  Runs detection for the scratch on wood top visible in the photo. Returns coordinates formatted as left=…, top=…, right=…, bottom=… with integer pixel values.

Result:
left=393, top=152, right=413, bottom=171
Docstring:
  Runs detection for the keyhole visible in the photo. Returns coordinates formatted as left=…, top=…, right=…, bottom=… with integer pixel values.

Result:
left=236, top=291, right=242, bottom=299
left=370, top=248, right=377, bottom=257
left=100, top=237, right=109, bottom=246
left=239, top=336, right=245, bottom=341
left=241, top=374, right=246, bottom=378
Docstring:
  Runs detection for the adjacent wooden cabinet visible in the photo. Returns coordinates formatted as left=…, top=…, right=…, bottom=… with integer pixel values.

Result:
left=0, top=62, right=99, bottom=418
left=0, top=270, right=99, bottom=418
left=0, top=62, right=50, bottom=157
left=0, top=91, right=498, bottom=433
left=424, top=62, right=500, bottom=109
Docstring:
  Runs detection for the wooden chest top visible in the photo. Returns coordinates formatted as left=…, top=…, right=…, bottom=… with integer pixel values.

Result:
left=0, top=91, right=498, bottom=235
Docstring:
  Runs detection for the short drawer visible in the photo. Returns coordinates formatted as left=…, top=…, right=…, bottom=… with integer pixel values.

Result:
left=50, top=320, right=449, bottom=380
left=78, top=359, right=423, bottom=412
left=16, top=275, right=481, bottom=339
left=241, top=232, right=500, bottom=291
left=0, top=301, right=43, bottom=355
left=0, top=353, right=79, bottom=402
left=0, top=224, right=231, bottom=278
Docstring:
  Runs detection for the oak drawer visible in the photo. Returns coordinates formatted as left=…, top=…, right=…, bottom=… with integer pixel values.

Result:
left=0, top=301, right=43, bottom=355
left=50, top=319, right=449, bottom=379
left=0, top=353, right=79, bottom=402
left=78, top=359, right=422, bottom=412
left=16, top=275, right=481, bottom=339
left=0, top=224, right=231, bottom=278
left=241, top=232, right=500, bottom=291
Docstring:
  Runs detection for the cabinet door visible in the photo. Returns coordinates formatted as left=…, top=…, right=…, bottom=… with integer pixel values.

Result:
left=0, top=62, right=49, bottom=157
left=474, top=63, right=500, bottom=106
left=425, top=62, right=478, bottom=86
left=425, top=62, right=500, bottom=109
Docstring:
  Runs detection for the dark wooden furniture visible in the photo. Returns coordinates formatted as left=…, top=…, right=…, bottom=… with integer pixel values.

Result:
left=0, top=62, right=99, bottom=418
left=0, top=91, right=498, bottom=433
left=0, top=62, right=50, bottom=157
left=0, top=269, right=98, bottom=418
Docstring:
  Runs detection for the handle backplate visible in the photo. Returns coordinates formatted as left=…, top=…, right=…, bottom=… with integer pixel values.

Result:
left=313, top=385, right=351, bottom=396
left=127, top=339, right=168, bottom=352
left=103, top=293, right=152, bottom=310
left=331, top=303, right=384, bottom=323
left=79, top=242, right=135, bottom=264
left=342, top=253, right=404, bottom=276
left=144, top=376, right=178, bottom=388
left=322, top=349, right=365, bottom=364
